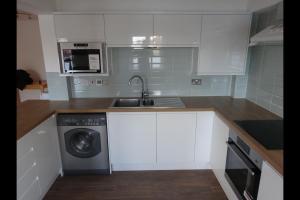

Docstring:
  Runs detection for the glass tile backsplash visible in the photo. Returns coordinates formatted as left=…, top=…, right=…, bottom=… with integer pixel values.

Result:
left=245, top=2, right=283, bottom=117
left=70, top=47, right=232, bottom=98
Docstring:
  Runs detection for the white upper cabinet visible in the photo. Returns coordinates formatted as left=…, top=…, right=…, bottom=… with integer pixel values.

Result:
left=197, top=14, right=251, bottom=75
left=104, top=14, right=153, bottom=46
left=54, top=14, right=105, bottom=42
left=257, top=161, right=283, bottom=200
left=153, top=15, right=202, bottom=46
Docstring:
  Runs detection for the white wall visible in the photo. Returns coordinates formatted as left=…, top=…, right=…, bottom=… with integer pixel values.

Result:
left=55, top=0, right=249, bottom=12
left=17, top=17, right=46, bottom=81
left=247, top=0, right=282, bottom=11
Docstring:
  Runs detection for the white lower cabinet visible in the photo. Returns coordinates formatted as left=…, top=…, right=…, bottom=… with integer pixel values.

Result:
left=107, top=111, right=214, bottom=170
left=195, top=111, right=214, bottom=168
left=107, top=112, right=156, bottom=170
left=157, top=112, right=197, bottom=169
left=210, top=114, right=238, bottom=200
left=34, top=115, right=62, bottom=198
left=17, top=115, right=62, bottom=200
left=257, top=161, right=283, bottom=200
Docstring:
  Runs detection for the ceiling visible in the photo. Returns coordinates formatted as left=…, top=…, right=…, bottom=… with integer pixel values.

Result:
left=17, top=0, right=282, bottom=14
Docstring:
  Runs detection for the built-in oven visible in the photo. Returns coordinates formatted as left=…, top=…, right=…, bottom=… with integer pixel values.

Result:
left=58, top=42, right=107, bottom=75
left=225, top=130, right=263, bottom=200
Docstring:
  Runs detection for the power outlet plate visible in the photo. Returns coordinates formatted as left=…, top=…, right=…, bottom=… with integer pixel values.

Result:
left=96, top=79, right=104, bottom=86
left=191, top=79, right=202, bottom=85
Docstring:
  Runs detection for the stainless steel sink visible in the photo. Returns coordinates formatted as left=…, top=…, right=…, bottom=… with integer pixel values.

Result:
left=112, top=98, right=141, bottom=107
left=110, top=97, right=185, bottom=108
left=142, top=99, right=154, bottom=106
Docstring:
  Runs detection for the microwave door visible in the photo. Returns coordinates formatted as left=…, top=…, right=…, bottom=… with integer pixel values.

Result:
left=72, top=49, right=101, bottom=72
left=71, top=50, right=90, bottom=71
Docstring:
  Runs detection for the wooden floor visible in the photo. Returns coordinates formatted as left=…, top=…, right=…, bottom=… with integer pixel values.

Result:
left=44, top=170, right=227, bottom=200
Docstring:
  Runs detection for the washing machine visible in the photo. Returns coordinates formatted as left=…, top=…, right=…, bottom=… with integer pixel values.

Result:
left=57, top=113, right=110, bottom=175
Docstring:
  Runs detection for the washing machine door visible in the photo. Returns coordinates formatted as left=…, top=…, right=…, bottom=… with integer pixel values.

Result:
left=64, top=128, right=101, bottom=158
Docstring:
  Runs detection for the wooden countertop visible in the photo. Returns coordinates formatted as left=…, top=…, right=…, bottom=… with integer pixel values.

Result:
left=17, top=96, right=283, bottom=175
left=24, top=81, right=47, bottom=91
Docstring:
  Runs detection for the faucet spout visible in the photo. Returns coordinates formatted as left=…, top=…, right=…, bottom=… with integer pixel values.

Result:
left=128, top=75, right=148, bottom=99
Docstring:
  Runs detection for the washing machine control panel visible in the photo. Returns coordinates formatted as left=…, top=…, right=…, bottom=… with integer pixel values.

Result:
left=57, top=113, right=107, bottom=126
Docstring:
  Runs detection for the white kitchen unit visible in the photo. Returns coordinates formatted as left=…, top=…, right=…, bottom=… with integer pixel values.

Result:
left=157, top=112, right=197, bottom=169
left=210, top=114, right=238, bottom=200
left=197, top=14, right=251, bottom=75
left=107, top=112, right=156, bottom=170
left=17, top=115, right=62, bottom=200
left=33, top=115, right=62, bottom=198
left=107, top=111, right=214, bottom=170
left=194, top=111, right=214, bottom=168
left=153, top=15, right=202, bottom=46
left=257, top=161, right=283, bottom=200
left=17, top=130, right=40, bottom=200
left=104, top=14, right=153, bottom=46
left=54, top=14, right=105, bottom=42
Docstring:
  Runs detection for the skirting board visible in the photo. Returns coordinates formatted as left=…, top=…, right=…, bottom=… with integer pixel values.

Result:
left=111, top=162, right=211, bottom=171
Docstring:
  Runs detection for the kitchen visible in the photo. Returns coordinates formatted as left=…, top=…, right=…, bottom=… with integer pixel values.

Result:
left=17, top=0, right=284, bottom=200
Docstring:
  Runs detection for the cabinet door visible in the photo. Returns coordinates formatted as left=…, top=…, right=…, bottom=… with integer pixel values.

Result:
left=195, top=112, right=214, bottom=168
left=210, top=114, right=229, bottom=177
left=154, top=15, right=202, bottom=45
left=257, top=161, right=283, bottom=200
left=210, top=114, right=238, bottom=200
left=107, top=112, right=156, bottom=170
left=18, top=177, right=41, bottom=200
left=34, top=115, right=61, bottom=197
left=157, top=112, right=197, bottom=166
left=104, top=14, right=153, bottom=46
left=17, top=131, right=41, bottom=200
left=54, top=14, right=105, bottom=42
left=197, top=15, right=251, bottom=75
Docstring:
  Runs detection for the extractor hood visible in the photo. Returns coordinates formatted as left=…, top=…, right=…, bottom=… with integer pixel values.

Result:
left=249, top=22, right=283, bottom=46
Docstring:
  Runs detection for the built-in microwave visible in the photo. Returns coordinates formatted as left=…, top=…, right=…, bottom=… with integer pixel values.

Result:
left=58, top=42, right=108, bottom=75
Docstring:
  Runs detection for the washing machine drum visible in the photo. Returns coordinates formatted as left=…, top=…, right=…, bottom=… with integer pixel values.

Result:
left=65, top=128, right=101, bottom=158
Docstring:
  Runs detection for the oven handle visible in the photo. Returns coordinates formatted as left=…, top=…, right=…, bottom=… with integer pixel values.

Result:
left=226, top=141, right=258, bottom=176
left=243, top=190, right=253, bottom=200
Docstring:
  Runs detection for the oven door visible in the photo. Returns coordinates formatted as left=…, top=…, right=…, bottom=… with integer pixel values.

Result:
left=225, top=140, right=261, bottom=200
left=62, top=48, right=102, bottom=73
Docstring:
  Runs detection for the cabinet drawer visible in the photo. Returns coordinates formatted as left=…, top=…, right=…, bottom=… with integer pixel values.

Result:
left=18, top=178, right=41, bottom=200
left=17, top=147, right=36, bottom=181
left=32, top=115, right=56, bottom=136
left=17, top=162, right=39, bottom=199
left=17, top=131, right=35, bottom=161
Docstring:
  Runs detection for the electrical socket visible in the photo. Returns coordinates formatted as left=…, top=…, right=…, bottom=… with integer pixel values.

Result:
left=191, top=79, right=202, bottom=85
left=96, top=79, right=103, bottom=86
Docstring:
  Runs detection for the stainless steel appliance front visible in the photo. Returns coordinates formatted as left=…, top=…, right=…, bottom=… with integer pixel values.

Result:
left=57, top=113, right=110, bottom=175
left=58, top=42, right=105, bottom=75
left=225, top=130, right=263, bottom=200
